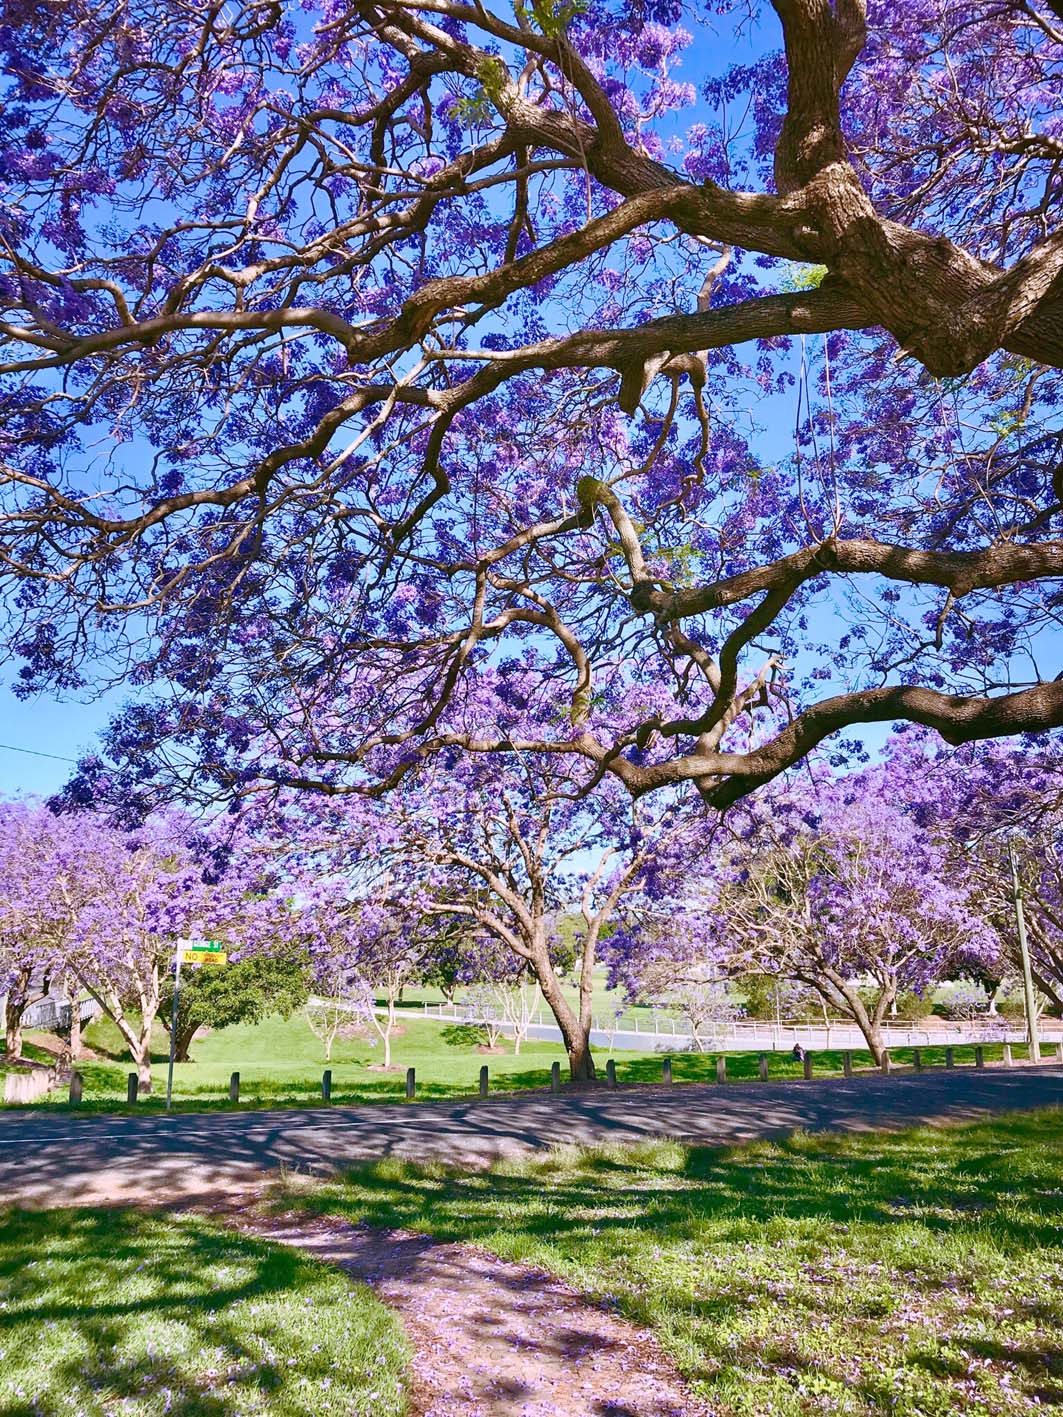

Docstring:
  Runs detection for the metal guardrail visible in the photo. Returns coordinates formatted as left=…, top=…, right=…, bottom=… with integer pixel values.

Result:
left=417, top=999, right=1059, bottom=1052
left=19, top=996, right=100, bottom=1032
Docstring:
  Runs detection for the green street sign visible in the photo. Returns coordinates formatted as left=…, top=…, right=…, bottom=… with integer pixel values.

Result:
left=185, top=940, right=225, bottom=953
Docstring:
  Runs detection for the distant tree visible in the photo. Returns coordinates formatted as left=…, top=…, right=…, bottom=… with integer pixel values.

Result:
left=697, top=783, right=994, bottom=1064
left=160, top=950, right=309, bottom=1062
left=0, top=803, right=116, bottom=1061
left=873, top=734, right=1063, bottom=1014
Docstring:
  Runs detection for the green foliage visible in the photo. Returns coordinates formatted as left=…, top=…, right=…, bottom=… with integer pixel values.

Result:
left=780, top=262, right=828, bottom=291
left=891, top=989, right=936, bottom=1022
left=514, top=0, right=589, bottom=37
left=452, top=54, right=511, bottom=127
left=160, top=951, right=310, bottom=1059
left=439, top=1023, right=490, bottom=1048
left=998, top=994, right=1029, bottom=1021
left=736, top=974, right=782, bottom=1020
left=0, top=1208, right=408, bottom=1415
left=307, top=1110, right=1063, bottom=1417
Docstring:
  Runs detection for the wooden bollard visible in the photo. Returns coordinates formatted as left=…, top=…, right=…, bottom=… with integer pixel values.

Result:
left=321, top=1069, right=332, bottom=1102
left=550, top=1061, right=561, bottom=1093
left=945, top=1046, right=955, bottom=1069
left=758, top=1053, right=769, bottom=1082
left=662, top=1057, right=673, bottom=1085
left=479, top=1064, right=488, bottom=1098
left=126, top=1072, right=138, bottom=1104
left=68, top=1070, right=83, bottom=1105
left=842, top=1051, right=853, bottom=1078
left=405, top=1066, right=416, bottom=1100
left=716, top=1055, right=727, bottom=1084
left=912, top=1049, right=922, bottom=1072
left=1003, top=1042, right=1014, bottom=1067
left=802, top=1053, right=813, bottom=1081
left=880, top=1050, right=892, bottom=1075
left=606, top=1059, right=617, bottom=1088
left=1057, top=1040, right=1063, bottom=1064
left=229, top=1070, right=240, bottom=1102
left=975, top=1046, right=985, bottom=1068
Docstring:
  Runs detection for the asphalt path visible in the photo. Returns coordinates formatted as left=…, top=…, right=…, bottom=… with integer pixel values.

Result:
left=2, top=1065, right=1061, bottom=1209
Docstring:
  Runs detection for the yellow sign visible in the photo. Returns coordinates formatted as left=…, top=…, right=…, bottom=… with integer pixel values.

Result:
left=179, top=949, right=227, bottom=966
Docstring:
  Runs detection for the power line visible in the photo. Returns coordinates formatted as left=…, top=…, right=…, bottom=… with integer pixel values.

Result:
left=0, top=742, right=79, bottom=764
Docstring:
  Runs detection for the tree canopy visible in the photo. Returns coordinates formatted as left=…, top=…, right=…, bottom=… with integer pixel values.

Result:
left=0, top=1, right=1061, bottom=811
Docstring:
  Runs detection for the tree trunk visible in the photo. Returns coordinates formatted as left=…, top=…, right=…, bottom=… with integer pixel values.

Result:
left=532, top=956, right=595, bottom=1081
left=66, top=977, right=82, bottom=1060
left=4, top=995, right=25, bottom=1061
left=134, top=1044, right=153, bottom=1093
left=174, top=1023, right=199, bottom=1062
left=818, top=974, right=888, bottom=1067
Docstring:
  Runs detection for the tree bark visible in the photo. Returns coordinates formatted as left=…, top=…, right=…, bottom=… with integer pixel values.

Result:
left=4, top=995, right=25, bottom=1061
left=816, top=972, right=890, bottom=1066
left=173, top=1022, right=199, bottom=1062
left=531, top=951, right=596, bottom=1081
left=66, top=975, right=82, bottom=1060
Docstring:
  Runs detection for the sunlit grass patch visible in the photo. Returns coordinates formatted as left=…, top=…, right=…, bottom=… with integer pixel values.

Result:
left=0, top=1208, right=408, bottom=1416
left=301, top=1108, right=1063, bottom=1416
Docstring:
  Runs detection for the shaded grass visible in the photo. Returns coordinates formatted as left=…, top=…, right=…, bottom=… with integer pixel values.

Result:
left=0, top=1207, right=408, bottom=1416
left=2, top=1009, right=1029, bottom=1113
left=296, top=1108, right=1063, bottom=1417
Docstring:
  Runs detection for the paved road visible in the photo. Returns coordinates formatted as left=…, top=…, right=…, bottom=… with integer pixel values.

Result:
left=2, top=1065, right=1061, bottom=1209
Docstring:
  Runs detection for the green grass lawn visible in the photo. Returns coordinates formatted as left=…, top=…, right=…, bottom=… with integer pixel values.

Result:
left=1, top=1010, right=1027, bottom=1112
left=0, top=1208, right=408, bottom=1417
left=294, top=1108, right=1063, bottom=1417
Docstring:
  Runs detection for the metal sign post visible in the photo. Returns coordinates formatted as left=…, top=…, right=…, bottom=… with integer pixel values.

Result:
left=1009, top=837, right=1042, bottom=1063
left=165, top=945, right=183, bottom=1112
left=165, top=940, right=228, bottom=1111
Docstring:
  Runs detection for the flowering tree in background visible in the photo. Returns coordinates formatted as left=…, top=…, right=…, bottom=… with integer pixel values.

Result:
left=873, top=733, right=1063, bottom=1013
left=255, top=675, right=713, bottom=1080
left=606, top=910, right=736, bottom=1049
left=695, top=783, right=994, bottom=1062
left=68, top=817, right=265, bottom=1091
left=459, top=936, right=542, bottom=1054
left=0, top=803, right=119, bottom=1061
left=3, top=0, right=1062, bottom=830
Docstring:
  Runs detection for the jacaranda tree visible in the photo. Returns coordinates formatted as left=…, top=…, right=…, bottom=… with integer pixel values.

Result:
left=672, top=775, right=995, bottom=1061
left=254, top=673, right=712, bottom=1079
left=1, top=0, right=1061, bottom=815
left=872, top=730, right=1063, bottom=1014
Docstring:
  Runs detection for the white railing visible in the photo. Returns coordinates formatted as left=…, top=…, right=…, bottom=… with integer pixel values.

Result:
left=416, top=998, right=1059, bottom=1051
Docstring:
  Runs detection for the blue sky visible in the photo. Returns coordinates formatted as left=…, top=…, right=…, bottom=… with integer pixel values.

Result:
left=0, top=687, right=126, bottom=797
